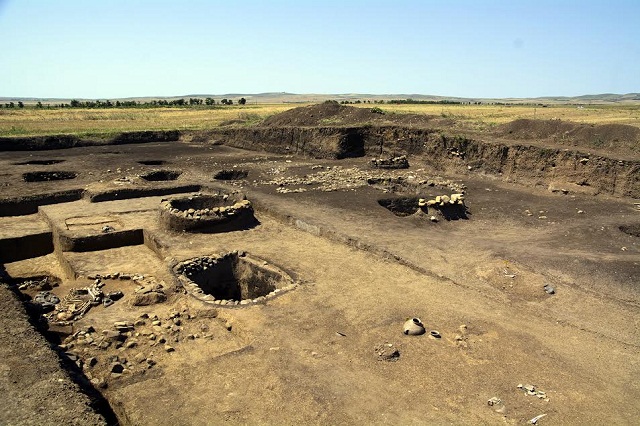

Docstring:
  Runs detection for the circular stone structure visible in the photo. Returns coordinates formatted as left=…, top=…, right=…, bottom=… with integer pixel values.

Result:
left=173, top=251, right=297, bottom=306
left=160, top=193, right=256, bottom=233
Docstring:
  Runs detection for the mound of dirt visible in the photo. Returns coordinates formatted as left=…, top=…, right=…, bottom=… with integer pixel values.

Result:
left=497, top=119, right=640, bottom=158
left=262, top=102, right=441, bottom=128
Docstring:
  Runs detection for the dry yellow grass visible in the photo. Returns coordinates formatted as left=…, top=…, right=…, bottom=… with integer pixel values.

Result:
left=1, top=102, right=639, bottom=137
left=352, top=103, right=640, bottom=129
left=0, top=104, right=295, bottom=137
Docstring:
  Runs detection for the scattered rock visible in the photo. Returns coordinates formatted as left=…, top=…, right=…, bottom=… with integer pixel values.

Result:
left=517, top=384, right=550, bottom=401
left=374, top=343, right=400, bottom=361
left=132, top=291, right=167, bottom=306
left=33, top=291, right=60, bottom=310
left=487, top=396, right=506, bottom=413
left=370, top=155, right=410, bottom=169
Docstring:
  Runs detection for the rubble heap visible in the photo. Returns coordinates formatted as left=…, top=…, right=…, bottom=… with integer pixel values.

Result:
left=370, top=155, right=410, bottom=169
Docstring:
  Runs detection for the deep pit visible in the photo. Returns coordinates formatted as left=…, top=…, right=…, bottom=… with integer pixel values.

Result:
left=175, top=252, right=296, bottom=304
left=22, top=171, right=77, bottom=182
left=160, top=193, right=257, bottom=233
left=378, top=195, right=470, bottom=220
left=378, top=197, right=421, bottom=217
left=214, top=169, right=249, bottom=180
left=13, top=159, right=65, bottom=166
left=138, top=160, right=167, bottom=166
left=619, top=224, right=640, bottom=237
left=140, top=170, right=181, bottom=181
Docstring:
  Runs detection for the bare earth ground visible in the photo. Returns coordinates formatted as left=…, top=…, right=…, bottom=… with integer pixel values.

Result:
left=0, top=108, right=639, bottom=425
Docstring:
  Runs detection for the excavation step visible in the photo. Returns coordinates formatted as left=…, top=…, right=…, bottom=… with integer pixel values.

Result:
left=0, top=213, right=53, bottom=262
left=39, top=198, right=163, bottom=252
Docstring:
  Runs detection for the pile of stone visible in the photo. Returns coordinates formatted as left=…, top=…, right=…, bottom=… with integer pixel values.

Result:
left=32, top=291, right=60, bottom=311
left=517, top=383, right=550, bottom=402
left=57, top=308, right=210, bottom=387
left=132, top=281, right=167, bottom=306
left=17, top=276, right=56, bottom=291
left=261, top=165, right=467, bottom=195
left=162, top=198, right=252, bottom=220
left=370, top=155, right=410, bottom=169
left=448, top=148, right=465, bottom=158
left=418, top=193, right=466, bottom=209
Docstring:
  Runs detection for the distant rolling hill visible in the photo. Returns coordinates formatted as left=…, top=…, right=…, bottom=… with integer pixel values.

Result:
left=2, top=92, right=639, bottom=104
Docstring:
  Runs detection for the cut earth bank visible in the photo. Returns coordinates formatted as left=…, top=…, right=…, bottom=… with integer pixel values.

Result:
left=0, top=103, right=638, bottom=425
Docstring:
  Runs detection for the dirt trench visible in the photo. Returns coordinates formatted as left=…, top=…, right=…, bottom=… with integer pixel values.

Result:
left=209, top=126, right=640, bottom=198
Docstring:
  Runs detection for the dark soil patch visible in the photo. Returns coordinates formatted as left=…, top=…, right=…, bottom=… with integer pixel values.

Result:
left=0, top=189, right=84, bottom=216
left=497, top=119, right=640, bottom=157
left=88, top=184, right=200, bottom=202
left=378, top=197, right=421, bottom=217
left=138, top=160, right=167, bottom=166
left=433, top=203, right=470, bottom=221
left=214, top=169, right=248, bottom=180
left=140, top=170, right=181, bottom=181
left=13, top=159, right=65, bottom=166
left=169, top=194, right=234, bottom=211
left=22, top=171, right=77, bottom=182
left=619, top=224, right=640, bottom=237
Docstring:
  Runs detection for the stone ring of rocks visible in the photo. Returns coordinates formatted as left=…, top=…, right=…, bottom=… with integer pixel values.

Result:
left=160, top=192, right=256, bottom=233
left=403, top=317, right=426, bottom=335
left=173, top=250, right=298, bottom=307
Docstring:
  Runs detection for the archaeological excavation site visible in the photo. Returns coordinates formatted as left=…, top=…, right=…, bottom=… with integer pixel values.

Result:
left=0, top=103, right=638, bottom=425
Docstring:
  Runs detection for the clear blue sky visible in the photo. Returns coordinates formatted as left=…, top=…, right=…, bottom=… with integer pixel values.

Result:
left=1, top=0, right=638, bottom=99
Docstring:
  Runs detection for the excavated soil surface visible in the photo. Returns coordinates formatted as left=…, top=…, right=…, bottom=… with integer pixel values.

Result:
left=497, top=118, right=640, bottom=158
left=23, top=171, right=77, bottom=182
left=140, top=170, right=181, bottom=181
left=0, top=108, right=639, bottom=425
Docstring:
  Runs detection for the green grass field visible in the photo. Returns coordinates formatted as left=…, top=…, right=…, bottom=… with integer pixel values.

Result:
left=1, top=102, right=639, bottom=137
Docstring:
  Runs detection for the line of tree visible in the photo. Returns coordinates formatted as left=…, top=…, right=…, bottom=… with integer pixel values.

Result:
left=0, top=97, right=248, bottom=109
left=386, top=99, right=463, bottom=105
left=338, top=99, right=468, bottom=105
left=3, top=101, right=25, bottom=108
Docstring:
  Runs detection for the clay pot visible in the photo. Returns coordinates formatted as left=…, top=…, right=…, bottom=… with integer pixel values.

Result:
left=403, top=318, right=426, bottom=335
